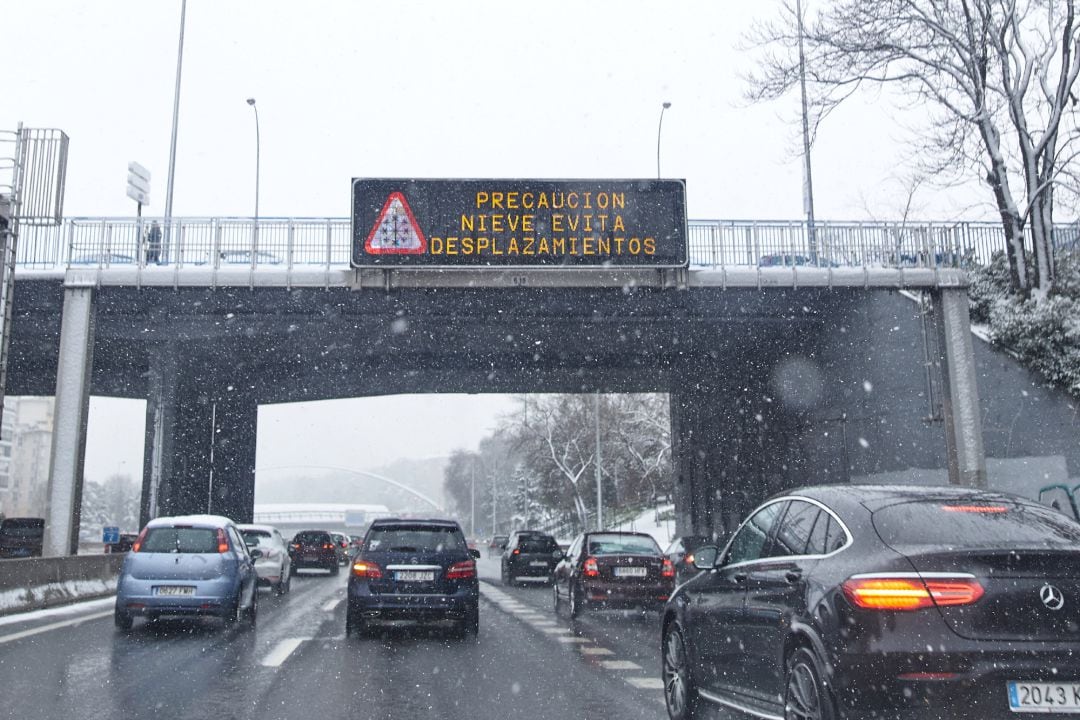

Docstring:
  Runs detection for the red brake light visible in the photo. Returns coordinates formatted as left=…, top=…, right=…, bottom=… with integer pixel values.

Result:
left=216, top=528, right=229, bottom=553
left=583, top=556, right=599, bottom=577
left=446, top=560, right=476, bottom=580
left=684, top=553, right=694, bottom=566
left=512, top=548, right=520, bottom=555
left=131, top=527, right=149, bottom=553
left=323, top=543, right=334, bottom=550
left=842, top=575, right=984, bottom=611
left=661, top=559, right=676, bottom=578
left=351, top=561, right=383, bottom=579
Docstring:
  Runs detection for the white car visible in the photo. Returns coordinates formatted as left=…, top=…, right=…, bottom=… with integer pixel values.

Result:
left=238, top=524, right=292, bottom=595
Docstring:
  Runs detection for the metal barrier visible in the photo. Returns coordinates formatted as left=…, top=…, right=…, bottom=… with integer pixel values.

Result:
left=14, top=216, right=1074, bottom=271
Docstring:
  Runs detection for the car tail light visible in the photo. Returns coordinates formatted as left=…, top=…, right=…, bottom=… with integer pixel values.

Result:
left=583, top=556, right=599, bottom=577
left=684, top=553, right=694, bottom=566
left=512, top=548, right=520, bottom=555
left=842, top=575, right=984, bottom=611
left=351, top=560, right=383, bottom=579
left=447, top=560, right=476, bottom=580
left=216, top=528, right=229, bottom=553
left=131, top=528, right=149, bottom=553
left=661, top=559, right=676, bottom=578
left=323, top=543, right=334, bottom=550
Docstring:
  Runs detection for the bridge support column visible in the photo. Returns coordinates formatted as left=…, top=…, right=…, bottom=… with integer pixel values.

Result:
left=933, top=288, right=987, bottom=487
left=140, top=343, right=178, bottom=527
left=44, top=286, right=95, bottom=556
left=209, top=393, right=258, bottom=523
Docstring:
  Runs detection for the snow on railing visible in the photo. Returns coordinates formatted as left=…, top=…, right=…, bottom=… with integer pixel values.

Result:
left=12, top=216, right=1067, bottom=271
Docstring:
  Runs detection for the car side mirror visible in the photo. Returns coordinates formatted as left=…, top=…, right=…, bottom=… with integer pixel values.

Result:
left=249, top=548, right=263, bottom=560
left=469, top=548, right=481, bottom=559
left=692, top=545, right=719, bottom=570
left=553, top=550, right=564, bottom=561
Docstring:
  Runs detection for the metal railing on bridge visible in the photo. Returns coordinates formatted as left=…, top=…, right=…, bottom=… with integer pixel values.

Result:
left=14, top=216, right=1079, bottom=271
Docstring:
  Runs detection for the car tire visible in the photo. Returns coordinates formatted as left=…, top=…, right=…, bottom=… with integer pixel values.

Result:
left=346, top=607, right=367, bottom=638
left=466, top=606, right=480, bottom=636
left=569, top=584, right=584, bottom=619
left=663, top=623, right=701, bottom=720
left=500, top=564, right=510, bottom=586
left=330, top=562, right=340, bottom=576
left=785, top=647, right=836, bottom=720
left=552, top=582, right=562, bottom=614
left=247, top=589, right=258, bottom=627
left=289, top=563, right=297, bottom=577
left=114, top=609, right=133, bottom=632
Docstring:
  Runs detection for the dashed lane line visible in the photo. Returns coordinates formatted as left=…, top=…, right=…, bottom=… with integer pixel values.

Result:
left=0, top=610, right=113, bottom=645
left=322, top=598, right=341, bottom=612
left=556, top=636, right=592, bottom=644
left=260, top=637, right=310, bottom=667
left=599, top=660, right=643, bottom=671
left=625, top=677, right=665, bottom=690
left=580, top=646, right=615, bottom=656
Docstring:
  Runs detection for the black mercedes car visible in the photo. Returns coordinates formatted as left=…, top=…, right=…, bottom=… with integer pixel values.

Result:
left=346, top=518, right=480, bottom=638
left=661, top=485, right=1080, bottom=720
left=501, top=530, right=561, bottom=584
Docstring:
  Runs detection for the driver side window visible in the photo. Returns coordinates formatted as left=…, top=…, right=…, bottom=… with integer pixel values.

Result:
left=725, top=502, right=786, bottom=566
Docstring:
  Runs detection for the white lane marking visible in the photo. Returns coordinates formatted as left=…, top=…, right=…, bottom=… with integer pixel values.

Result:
left=541, top=627, right=572, bottom=635
left=0, top=610, right=113, bottom=645
left=527, top=620, right=557, bottom=627
left=599, top=660, right=643, bottom=671
left=580, top=646, right=615, bottom=655
left=625, top=677, right=665, bottom=690
left=322, top=598, right=341, bottom=612
left=556, top=636, right=592, bottom=644
left=0, top=597, right=115, bottom=627
left=260, top=637, right=310, bottom=667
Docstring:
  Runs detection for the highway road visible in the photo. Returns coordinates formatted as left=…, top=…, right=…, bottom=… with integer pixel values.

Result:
left=0, top=556, right=747, bottom=720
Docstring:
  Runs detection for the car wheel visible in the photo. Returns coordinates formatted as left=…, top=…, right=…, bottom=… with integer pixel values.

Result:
left=289, top=563, right=297, bottom=577
left=346, top=607, right=367, bottom=638
left=466, top=606, right=479, bottom=636
left=569, top=584, right=584, bottom=619
left=247, top=589, right=258, bottom=627
left=500, top=564, right=510, bottom=585
left=663, top=623, right=700, bottom=720
left=114, top=609, right=133, bottom=632
left=330, top=562, right=340, bottom=576
left=552, top=582, right=562, bottom=614
left=785, top=647, right=836, bottom=720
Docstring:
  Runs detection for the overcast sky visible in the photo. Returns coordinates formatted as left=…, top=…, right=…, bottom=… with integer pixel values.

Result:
left=6, top=1, right=993, bottom=486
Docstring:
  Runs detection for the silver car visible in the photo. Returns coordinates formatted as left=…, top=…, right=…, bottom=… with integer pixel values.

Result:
left=238, top=523, right=292, bottom=594
left=114, top=514, right=260, bottom=631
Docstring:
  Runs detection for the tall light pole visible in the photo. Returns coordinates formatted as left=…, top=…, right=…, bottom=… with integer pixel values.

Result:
left=163, top=0, right=188, bottom=261
left=246, top=98, right=260, bottom=225
left=656, top=101, right=672, bottom=179
left=796, top=0, right=818, bottom=260
left=594, top=392, right=603, bottom=530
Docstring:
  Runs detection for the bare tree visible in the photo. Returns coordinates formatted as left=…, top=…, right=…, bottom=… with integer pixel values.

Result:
left=747, top=0, right=1080, bottom=297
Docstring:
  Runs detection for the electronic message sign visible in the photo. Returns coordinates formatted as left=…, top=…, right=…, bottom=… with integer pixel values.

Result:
left=351, top=178, right=687, bottom=268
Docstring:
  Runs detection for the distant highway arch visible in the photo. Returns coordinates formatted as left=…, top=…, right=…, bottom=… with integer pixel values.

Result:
left=255, top=464, right=445, bottom=512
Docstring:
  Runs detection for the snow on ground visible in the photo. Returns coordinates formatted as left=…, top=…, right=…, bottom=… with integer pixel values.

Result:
left=0, top=596, right=114, bottom=627
left=613, top=504, right=676, bottom=549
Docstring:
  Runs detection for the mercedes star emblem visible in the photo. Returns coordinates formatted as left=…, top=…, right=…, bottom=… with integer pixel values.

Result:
left=1040, top=584, right=1066, bottom=611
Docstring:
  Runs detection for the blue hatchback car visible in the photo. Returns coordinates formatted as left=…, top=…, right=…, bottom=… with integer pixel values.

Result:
left=114, top=514, right=260, bottom=631
left=347, top=518, right=480, bottom=638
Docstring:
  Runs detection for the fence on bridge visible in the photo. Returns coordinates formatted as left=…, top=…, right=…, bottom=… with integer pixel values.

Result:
left=13, top=216, right=1080, bottom=271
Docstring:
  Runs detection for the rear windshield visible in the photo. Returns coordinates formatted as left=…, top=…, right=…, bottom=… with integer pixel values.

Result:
left=241, top=530, right=271, bottom=546
left=873, top=500, right=1080, bottom=548
left=1, top=520, right=44, bottom=535
left=586, top=533, right=661, bottom=556
left=142, top=527, right=219, bottom=553
left=364, top=525, right=467, bottom=553
left=293, top=532, right=331, bottom=544
left=516, top=535, right=558, bottom=552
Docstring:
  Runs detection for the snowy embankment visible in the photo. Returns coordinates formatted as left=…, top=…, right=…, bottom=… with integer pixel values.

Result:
left=612, top=504, right=676, bottom=549
left=0, top=555, right=122, bottom=616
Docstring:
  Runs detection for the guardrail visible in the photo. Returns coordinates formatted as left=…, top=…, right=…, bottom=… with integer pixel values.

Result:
left=0, top=553, right=123, bottom=616
left=15, top=216, right=1075, bottom=271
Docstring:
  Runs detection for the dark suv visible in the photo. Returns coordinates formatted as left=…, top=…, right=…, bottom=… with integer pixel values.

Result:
left=288, top=529, right=340, bottom=574
left=346, top=518, right=480, bottom=638
left=501, top=531, right=561, bottom=585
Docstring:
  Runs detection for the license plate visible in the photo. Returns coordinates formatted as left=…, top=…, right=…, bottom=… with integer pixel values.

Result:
left=530, top=561, right=548, bottom=567
left=614, top=566, right=647, bottom=577
left=1008, top=682, right=1080, bottom=713
left=303, top=554, right=318, bottom=561
left=395, top=570, right=435, bottom=582
left=153, top=586, right=194, bottom=596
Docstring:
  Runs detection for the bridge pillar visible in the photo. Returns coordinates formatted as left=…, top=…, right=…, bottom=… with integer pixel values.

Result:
left=933, top=288, right=987, bottom=487
left=209, top=393, right=258, bottom=523
left=140, top=342, right=178, bottom=526
left=44, top=285, right=95, bottom=556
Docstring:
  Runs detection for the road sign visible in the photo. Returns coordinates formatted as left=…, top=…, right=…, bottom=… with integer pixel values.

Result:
left=352, top=178, right=688, bottom=268
left=127, top=161, right=151, bottom=207
left=103, top=526, right=120, bottom=544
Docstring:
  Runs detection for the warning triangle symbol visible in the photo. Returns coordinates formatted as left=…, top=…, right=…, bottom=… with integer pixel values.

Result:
left=365, top=192, right=427, bottom=255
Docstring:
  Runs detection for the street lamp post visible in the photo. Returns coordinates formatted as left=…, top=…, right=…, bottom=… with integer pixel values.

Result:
left=246, top=98, right=260, bottom=261
left=656, top=101, right=672, bottom=179
left=163, top=0, right=188, bottom=262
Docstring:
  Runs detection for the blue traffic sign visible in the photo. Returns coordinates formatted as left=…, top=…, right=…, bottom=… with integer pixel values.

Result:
left=102, top=526, right=120, bottom=544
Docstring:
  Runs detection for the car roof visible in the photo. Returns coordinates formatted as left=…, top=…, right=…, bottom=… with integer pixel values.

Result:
left=237, top=524, right=278, bottom=534
left=292, top=528, right=334, bottom=534
left=369, top=518, right=461, bottom=529
left=777, top=484, right=1028, bottom=513
left=147, top=514, right=235, bottom=529
left=586, top=531, right=657, bottom=539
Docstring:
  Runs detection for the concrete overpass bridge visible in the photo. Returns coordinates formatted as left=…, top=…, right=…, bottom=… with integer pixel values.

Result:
left=12, top=216, right=1076, bottom=556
